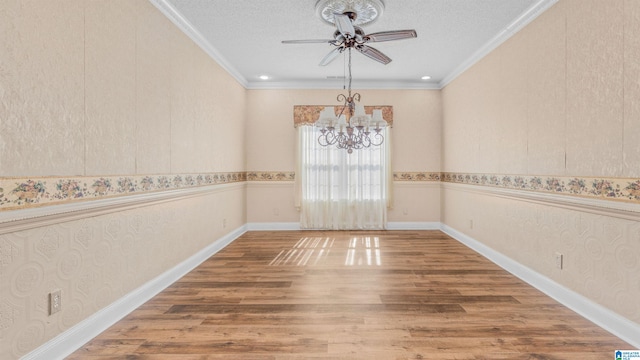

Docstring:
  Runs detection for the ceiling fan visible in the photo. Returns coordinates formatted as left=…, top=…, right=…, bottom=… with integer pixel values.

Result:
left=282, top=1, right=417, bottom=66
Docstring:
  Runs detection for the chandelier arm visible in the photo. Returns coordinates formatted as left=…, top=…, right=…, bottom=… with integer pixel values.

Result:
left=328, top=130, right=339, bottom=145
left=355, top=129, right=367, bottom=149
left=318, top=133, right=330, bottom=147
left=370, top=131, right=384, bottom=146
left=337, top=94, right=347, bottom=103
left=359, top=133, right=371, bottom=148
left=337, top=134, right=347, bottom=150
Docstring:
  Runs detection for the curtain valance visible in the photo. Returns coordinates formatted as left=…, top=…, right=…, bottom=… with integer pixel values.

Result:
left=293, top=105, right=393, bottom=128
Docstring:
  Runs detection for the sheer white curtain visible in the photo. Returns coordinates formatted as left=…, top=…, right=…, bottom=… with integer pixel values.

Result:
left=295, top=125, right=392, bottom=230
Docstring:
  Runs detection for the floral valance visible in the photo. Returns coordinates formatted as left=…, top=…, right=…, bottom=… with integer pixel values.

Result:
left=293, top=105, right=393, bottom=128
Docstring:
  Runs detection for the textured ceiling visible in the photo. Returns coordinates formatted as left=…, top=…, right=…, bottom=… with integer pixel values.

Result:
left=156, top=0, right=557, bottom=89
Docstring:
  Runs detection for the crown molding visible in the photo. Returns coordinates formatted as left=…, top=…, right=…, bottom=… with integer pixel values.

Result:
left=439, top=0, right=559, bottom=88
left=150, top=0, right=558, bottom=91
left=148, top=0, right=249, bottom=88
left=246, top=79, right=442, bottom=90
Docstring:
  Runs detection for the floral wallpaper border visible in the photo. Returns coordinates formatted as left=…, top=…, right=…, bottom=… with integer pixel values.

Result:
left=442, top=172, right=640, bottom=203
left=0, top=172, right=246, bottom=211
left=246, top=172, right=442, bottom=182
left=247, top=172, right=295, bottom=181
left=394, top=172, right=441, bottom=181
left=3, top=170, right=640, bottom=211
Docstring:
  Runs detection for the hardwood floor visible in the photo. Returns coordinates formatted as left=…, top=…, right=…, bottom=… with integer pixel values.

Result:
left=68, top=230, right=632, bottom=359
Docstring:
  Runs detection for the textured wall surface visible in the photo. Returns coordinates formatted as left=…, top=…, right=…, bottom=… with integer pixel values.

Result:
left=0, top=0, right=85, bottom=176
left=443, top=185, right=640, bottom=323
left=442, top=0, right=640, bottom=326
left=0, top=0, right=247, bottom=358
left=443, top=0, right=640, bottom=178
left=0, top=187, right=245, bottom=359
left=245, top=89, right=442, bottom=223
left=0, top=0, right=246, bottom=178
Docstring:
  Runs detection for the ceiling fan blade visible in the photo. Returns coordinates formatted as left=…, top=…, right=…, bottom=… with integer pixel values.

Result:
left=319, top=47, right=343, bottom=66
left=356, top=45, right=392, bottom=65
left=334, top=14, right=355, bottom=37
left=364, top=29, right=417, bottom=43
left=282, top=39, right=337, bottom=44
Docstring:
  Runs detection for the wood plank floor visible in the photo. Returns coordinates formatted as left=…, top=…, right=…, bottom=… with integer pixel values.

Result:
left=68, top=230, right=632, bottom=359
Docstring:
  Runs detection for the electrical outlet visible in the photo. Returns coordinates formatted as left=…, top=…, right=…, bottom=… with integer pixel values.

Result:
left=555, top=252, right=563, bottom=269
left=469, top=219, right=474, bottom=229
left=222, top=218, right=227, bottom=228
left=49, top=290, right=62, bottom=315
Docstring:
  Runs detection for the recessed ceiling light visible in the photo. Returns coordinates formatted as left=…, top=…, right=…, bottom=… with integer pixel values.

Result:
left=259, top=75, right=270, bottom=80
left=421, top=75, right=431, bottom=80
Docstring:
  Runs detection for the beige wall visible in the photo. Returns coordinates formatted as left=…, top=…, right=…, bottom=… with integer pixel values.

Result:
left=0, top=1, right=246, bottom=358
left=0, top=0, right=245, bottom=177
left=442, top=0, right=640, bottom=324
left=3, top=0, right=638, bottom=357
left=245, top=89, right=442, bottom=224
left=443, top=0, right=640, bottom=178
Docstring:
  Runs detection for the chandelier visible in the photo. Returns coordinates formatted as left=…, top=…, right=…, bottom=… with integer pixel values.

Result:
left=315, top=48, right=387, bottom=154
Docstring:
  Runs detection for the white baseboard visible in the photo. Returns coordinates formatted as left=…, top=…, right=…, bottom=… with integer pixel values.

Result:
left=440, top=224, right=640, bottom=349
left=22, top=225, right=248, bottom=360
left=246, top=222, right=441, bottom=231
left=23, top=222, right=640, bottom=359
left=246, top=222, right=301, bottom=231
left=386, top=221, right=440, bottom=230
